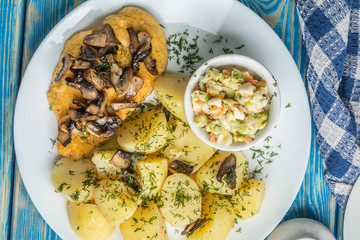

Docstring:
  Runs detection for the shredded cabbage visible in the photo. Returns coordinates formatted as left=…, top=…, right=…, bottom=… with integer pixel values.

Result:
left=191, top=67, right=269, bottom=145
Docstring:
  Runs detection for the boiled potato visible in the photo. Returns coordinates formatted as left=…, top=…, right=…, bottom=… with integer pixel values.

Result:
left=160, top=173, right=202, bottom=227
left=91, top=150, right=122, bottom=179
left=161, top=117, right=216, bottom=172
left=136, top=154, right=168, bottom=200
left=67, top=202, right=114, bottom=240
left=51, top=158, right=96, bottom=202
left=187, top=194, right=234, bottom=240
left=120, top=201, right=167, bottom=240
left=96, top=137, right=120, bottom=151
left=195, top=152, right=248, bottom=195
left=154, top=74, right=189, bottom=123
left=231, top=178, right=265, bottom=219
left=94, top=179, right=138, bottom=225
left=117, top=109, right=168, bottom=154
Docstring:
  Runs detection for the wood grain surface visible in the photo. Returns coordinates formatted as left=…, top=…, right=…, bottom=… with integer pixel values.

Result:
left=2, top=0, right=343, bottom=239
left=0, top=0, right=25, bottom=239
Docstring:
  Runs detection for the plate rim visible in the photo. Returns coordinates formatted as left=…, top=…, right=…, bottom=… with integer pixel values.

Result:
left=13, top=0, right=312, bottom=239
left=344, top=175, right=360, bottom=240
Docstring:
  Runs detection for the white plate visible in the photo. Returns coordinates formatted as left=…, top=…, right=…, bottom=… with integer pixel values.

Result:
left=267, top=218, right=335, bottom=240
left=13, top=0, right=311, bottom=239
left=344, top=176, right=360, bottom=240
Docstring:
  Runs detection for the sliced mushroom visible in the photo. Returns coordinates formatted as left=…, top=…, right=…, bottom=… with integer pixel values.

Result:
left=57, top=115, right=79, bottom=147
left=83, top=32, right=107, bottom=47
left=97, top=71, right=112, bottom=88
left=137, top=31, right=152, bottom=46
left=66, top=77, right=99, bottom=100
left=110, top=102, right=138, bottom=112
left=132, top=61, right=140, bottom=75
left=86, top=115, right=120, bottom=138
left=132, top=43, right=152, bottom=73
left=110, top=150, right=132, bottom=169
left=58, top=114, right=71, bottom=127
left=134, top=42, right=152, bottom=62
left=144, top=55, right=158, bottom=75
left=112, top=66, right=133, bottom=98
left=97, top=91, right=108, bottom=114
left=93, top=24, right=121, bottom=45
left=54, top=54, right=74, bottom=83
left=123, top=169, right=143, bottom=189
left=98, top=44, right=118, bottom=58
left=216, top=154, right=237, bottom=189
left=71, top=59, right=92, bottom=70
left=127, top=27, right=139, bottom=57
left=79, top=46, right=100, bottom=62
left=57, top=130, right=71, bottom=147
left=68, top=108, right=98, bottom=122
left=79, top=82, right=99, bottom=100
left=72, top=99, right=88, bottom=109
left=168, top=160, right=194, bottom=174
left=83, top=69, right=106, bottom=91
left=58, top=115, right=71, bottom=135
left=67, top=119, right=80, bottom=136
left=105, top=54, right=119, bottom=88
left=181, top=219, right=208, bottom=236
left=106, top=54, right=115, bottom=64
left=85, top=104, right=100, bottom=115
left=126, top=76, right=144, bottom=100
left=86, top=91, right=107, bottom=115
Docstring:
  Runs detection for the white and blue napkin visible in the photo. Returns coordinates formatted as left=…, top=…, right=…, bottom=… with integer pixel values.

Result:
left=296, top=0, right=360, bottom=209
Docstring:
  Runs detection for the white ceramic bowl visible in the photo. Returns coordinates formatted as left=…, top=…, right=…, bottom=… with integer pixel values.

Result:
left=184, top=54, right=281, bottom=151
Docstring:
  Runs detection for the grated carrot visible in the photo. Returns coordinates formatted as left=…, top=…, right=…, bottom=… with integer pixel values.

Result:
left=244, top=74, right=267, bottom=86
left=235, top=104, right=248, bottom=114
left=216, top=94, right=225, bottom=99
left=223, top=69, right=232, bottom=76
left=194, top=83, right=201, bottom=91
left=195, top=99, right=205, bottom=105
left=244, top=74, right=253, bottom=81
left=210, top=133, right=217, bottom=143
left=206, top=88, right=215, bottom=96
left=212, top=105, right=225, bottom=114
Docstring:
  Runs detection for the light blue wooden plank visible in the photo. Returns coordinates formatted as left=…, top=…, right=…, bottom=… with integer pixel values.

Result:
left=283, top=126, right=343, bottom=239
left=10, top=0, right=86, bottom=239
left=0, top=0, right=25, bottom=239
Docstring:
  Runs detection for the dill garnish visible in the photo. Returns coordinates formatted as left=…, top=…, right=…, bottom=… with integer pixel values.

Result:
left=235, top=44, right=245, bottom=50
left=167, top=29, right=204, bottom=74
left=50, top=138, right=57, bottom=148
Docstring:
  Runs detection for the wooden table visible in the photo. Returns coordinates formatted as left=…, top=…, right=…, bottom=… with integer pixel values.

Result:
left=0, top=0, right=343, bottom=239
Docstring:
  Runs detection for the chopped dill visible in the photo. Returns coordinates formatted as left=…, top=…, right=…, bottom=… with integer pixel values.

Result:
left=235, top=44, right=245, bottom=50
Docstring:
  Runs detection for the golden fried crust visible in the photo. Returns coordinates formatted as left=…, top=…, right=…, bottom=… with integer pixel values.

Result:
left=47, top=7, right=168, bottom=159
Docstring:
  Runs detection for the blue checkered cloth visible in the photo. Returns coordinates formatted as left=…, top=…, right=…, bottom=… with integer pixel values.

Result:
left=297, top=0, right=360, bottom=210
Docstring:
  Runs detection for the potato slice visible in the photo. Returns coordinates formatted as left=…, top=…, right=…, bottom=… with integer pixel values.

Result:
left=96, top=137, right=120, bottom=151
left=187, top=194, right=234, bottom=240
left=51, top=158, right=96, bottom=202
left=161, top=117, right=216, bottom=172
left=154, top=74, right=189, bottom=123
left=67, top=202, right=114, bottom=240
left=195, top=152, right=248, bottom=195
left=136, top=154, right=168, bottom=200
left=231, top=178, right=266, bottom=219
left=120, top=201, right=168, bottom=240
left=91, top=150, right=123, bottom=180
left=94, top=179, right=138, bottom=225
left=117, top=109, right=168, bottom=154
left=160, top=173, right=202, bottom=227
